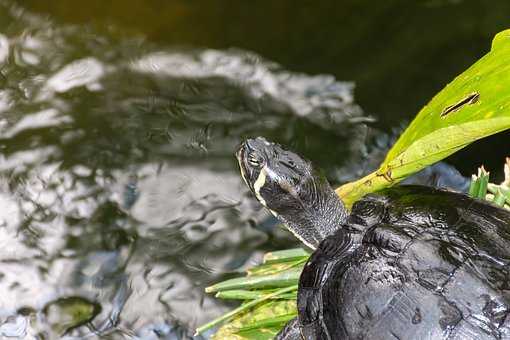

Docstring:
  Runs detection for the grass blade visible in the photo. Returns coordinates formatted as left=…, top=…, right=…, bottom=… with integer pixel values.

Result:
left=263, top=248, right=309, bottom=264
left=205, top=269, right=301, bottom=293
left=236, top=314, right=296, bottom=333
left=215, top=289, right=297, bottom=300
left=196, top=285, right=298, bottom=335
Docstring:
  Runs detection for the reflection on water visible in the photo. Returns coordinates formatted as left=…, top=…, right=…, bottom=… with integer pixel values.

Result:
left=0, top=1, right=374, bottom=338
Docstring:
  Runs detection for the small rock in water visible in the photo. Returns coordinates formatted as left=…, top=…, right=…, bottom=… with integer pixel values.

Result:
left=42, top=296, right=101, bottom=335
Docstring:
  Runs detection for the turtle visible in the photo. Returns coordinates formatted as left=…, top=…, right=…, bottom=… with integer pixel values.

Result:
left=236, top=137, right=510, bottom=340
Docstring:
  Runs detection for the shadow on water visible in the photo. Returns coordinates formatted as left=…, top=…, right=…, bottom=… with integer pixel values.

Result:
left=0, top=1, right=380, bottom=338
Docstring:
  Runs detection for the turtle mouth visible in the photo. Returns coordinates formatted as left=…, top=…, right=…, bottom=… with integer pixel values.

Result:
left=235, top=141, right=245, bottom=166
left=236, top=141, right=253, bottom=190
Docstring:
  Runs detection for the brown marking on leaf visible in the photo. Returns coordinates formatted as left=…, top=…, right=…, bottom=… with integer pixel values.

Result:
left=441, top=92, right=479, bottom=118
left=382, top=170, right=393, bottom=182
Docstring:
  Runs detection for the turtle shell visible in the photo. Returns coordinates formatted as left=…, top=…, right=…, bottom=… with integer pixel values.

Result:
left=297, top=185, right=510, bottom=339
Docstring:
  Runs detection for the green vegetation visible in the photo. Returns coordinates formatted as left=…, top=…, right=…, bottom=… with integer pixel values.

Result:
left=198, top=30, right=510, bottom=339
left=469, top=159, right=510, bottom=209
left=337, top=29, right=510, bottom=207
left=196, top=249, right=308, bottom=338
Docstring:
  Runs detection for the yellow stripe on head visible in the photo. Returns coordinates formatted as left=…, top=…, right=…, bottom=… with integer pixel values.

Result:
left=253, top=167, right=268, bottom=207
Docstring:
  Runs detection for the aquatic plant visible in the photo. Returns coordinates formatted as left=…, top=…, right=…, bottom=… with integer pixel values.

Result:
left=469, top=159, right=510, bottom=210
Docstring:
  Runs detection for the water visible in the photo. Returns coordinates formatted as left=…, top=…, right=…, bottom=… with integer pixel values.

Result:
left=0, top=0, right=509, bottom=338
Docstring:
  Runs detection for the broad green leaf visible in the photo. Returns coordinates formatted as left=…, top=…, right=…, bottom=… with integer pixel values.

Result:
left=337, top=29, right=510, bottom=207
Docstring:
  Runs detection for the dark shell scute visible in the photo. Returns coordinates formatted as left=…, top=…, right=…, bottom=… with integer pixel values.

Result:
left=362, top=224, right=413, bottom=255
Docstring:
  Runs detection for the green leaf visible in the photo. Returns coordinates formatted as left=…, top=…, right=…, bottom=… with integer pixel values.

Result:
left=492, top=188, right=508, bottom=206
left=337, top=29, right=510, bottom=207
left=197, top=285, right=298, bottom=336
left=468, top=166, right=490, bottom=199
left=488, top=183, right=510, bottom=208
left=234, top=326, right=285, bottom=340
left=215, top=289, right=297, bottom=300
left=205, top=268, right=301, bottom=293
left=212, top=300, right=296, bottom=340
left=247, top=258, right=307, bottom=277
left=262, top=248, right=309, bottom=264
left=237, top=313, right=296, bottom=332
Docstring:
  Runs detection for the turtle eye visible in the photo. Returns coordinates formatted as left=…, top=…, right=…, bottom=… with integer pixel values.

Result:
left=248, top=153, right=263, bottom=168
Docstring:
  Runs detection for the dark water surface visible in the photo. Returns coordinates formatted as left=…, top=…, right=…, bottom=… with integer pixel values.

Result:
left=0, top=0, right=509, bottom=338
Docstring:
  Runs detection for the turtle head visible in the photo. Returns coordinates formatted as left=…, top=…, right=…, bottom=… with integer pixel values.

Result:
left=236, top=137, right=348, bottom=249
